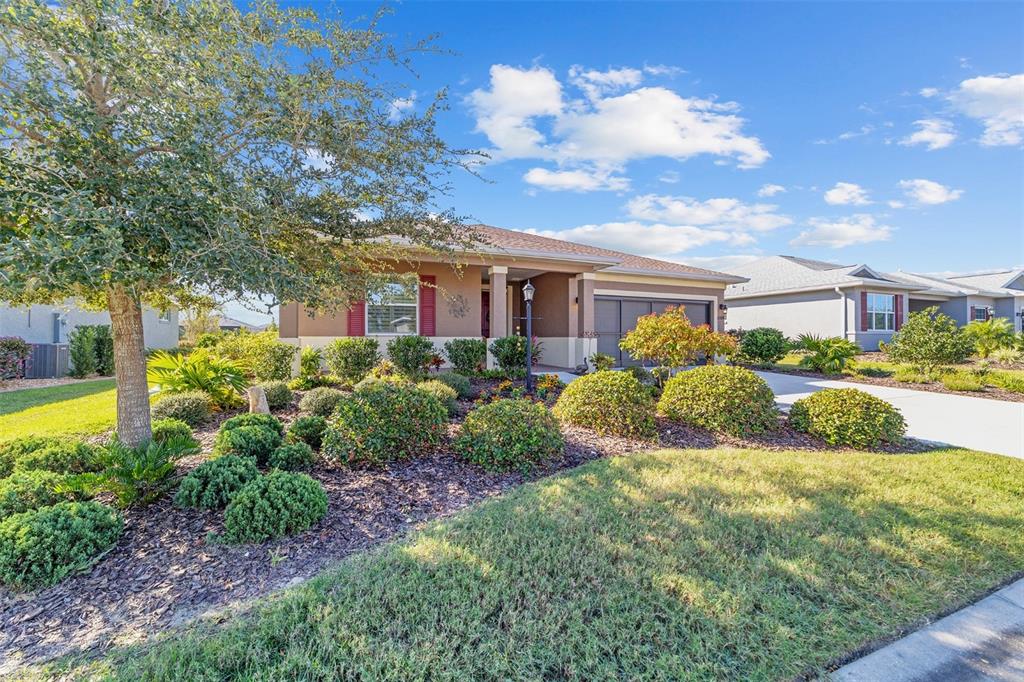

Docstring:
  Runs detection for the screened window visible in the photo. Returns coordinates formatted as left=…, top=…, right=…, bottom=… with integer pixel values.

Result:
left=866, top=293, right=895, bottom=331
left=367, top=282, right=417, bottom=335
left=972, top=307, right=989, bottom=321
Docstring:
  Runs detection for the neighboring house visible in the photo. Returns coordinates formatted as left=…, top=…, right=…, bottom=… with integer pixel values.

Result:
left=217, top=316, right=263, bottom=333
left=278, top=224, right=746, bottom=369
left=724, top=257, right=1024, bottom=349
left=0, top=301, right=179, bottom=348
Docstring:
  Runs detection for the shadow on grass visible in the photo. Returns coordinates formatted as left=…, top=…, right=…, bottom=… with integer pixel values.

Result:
left=42, top=448, right=1024, bottom=681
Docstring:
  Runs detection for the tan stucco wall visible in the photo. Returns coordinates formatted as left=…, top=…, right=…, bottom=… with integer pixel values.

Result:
left=529, top=272, right=573, bottom=337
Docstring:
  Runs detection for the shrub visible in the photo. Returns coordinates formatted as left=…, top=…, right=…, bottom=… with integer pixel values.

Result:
left=436, top=372, right=472, bottom=399
left=0, top=470, right=70, bottom=521
left=0, top=501, right=123, bottom=589
left=220, top=412, right=284, bottom=436
left=796, top=336, right=860, bottom=374
left=991, top=347, right=1023, bottom=366
left=588, top=352, right=616, bottom=371
left=488, top=335, right=540, bottom=375
left=324, top=338, right=380, bottom=384
left=298, top=386, right=346, bottom=417
left=658, top=365, right=778, bottom=437
left=963, top=317, right=1015, bottom=359
left=151, top=391, right=212, bottom=426
left=443, top=339, right=486, bottom=374
left=288, top=415, right=328, bottom=450
left=893, top=367, right=934, bottom=383
left=150, top=418, right=197, bottom=447
left=627, top=365, right=658, bottom=389
left=257, top=380, right=293, bottom=409
left=173, top=456, right=259, bottom=510
left=941, top=372, right=984, bottom=392
left=353, top=372, right=411, bottom=392
left=291, top=346, right=334, bottom=389
left=15, top=441, right=102, bottom=475
left=91, top=325, right=115, bottom=376
left=268, top=442, right=316, bottom=471
left=455, top=399, right=563, bottom=471
left=322, top=382, right=446, bottom=465
left=0, top=336, right=31, bottom=379
left=386, top=335, right=435, bottom=379
left=214, top=331, right=297, bottom=381
left=417, top=379, right=458, bottom=415
left=619, top=306, right=736, bottom=370
left=885, top=307, right=973, bottom=371
left=223, top=471, right=327, bottom=544
left=739, top=327, right=788, bottom=366
left=68, top=325, right=97, bottom=377
left=147, top=349, right=247, bottom=407
left=553, top=371, right=656, bottom=438
left=788, top=388, right=905, bottom=447
left=1, top=436, right=63, bottom=478
left=213, top=426, right=281, bottom=465
left=991, top=372, right=1024, bottom=394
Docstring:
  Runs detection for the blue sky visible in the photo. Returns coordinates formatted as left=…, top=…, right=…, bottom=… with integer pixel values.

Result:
left=229, top=1, right=1024, bottom=323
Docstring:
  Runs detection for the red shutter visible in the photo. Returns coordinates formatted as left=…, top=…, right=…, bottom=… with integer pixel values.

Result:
left=347, top=301, right=365, bottom=336
left=969, top=306, right=976, bottom=323
left=860, top=292, right=868, bottom=331
left=894, top=295, right=903, bottom=330
left=419, top=274, right=436, bottom=336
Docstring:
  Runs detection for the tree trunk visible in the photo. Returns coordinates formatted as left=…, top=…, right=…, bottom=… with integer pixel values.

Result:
left=108, top=285, right=152, bottom=446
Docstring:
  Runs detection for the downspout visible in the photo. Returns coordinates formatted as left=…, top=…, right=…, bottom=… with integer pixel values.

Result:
left=835, top=287, right=847, bottom=339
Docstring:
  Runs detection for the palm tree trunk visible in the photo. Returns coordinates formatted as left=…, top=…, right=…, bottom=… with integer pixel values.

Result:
left=108, top=285, right=151, bottom=446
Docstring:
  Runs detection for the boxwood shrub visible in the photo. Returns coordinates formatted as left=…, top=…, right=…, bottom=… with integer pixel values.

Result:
left=0, top=437, right=62, bottom=479
left=287, top=415, right=328, bottom=451
left=788, top=388, right=906, bottom=447
left=257, top=381, right=293, bottom=410
left=150, top=418, right=197, bottom=446
left=14, top=441, right=102, bottom=475
left=223, top=471, right=327, bottom=544
left=322, top=382, right=446, bottom=466
left=417, top=379, right=458, bottom=415
left=552, top=370, right=656, bottom=438
left=212, top=425, right=281, bottom=465
left=386, top=335, right=435, bottom=379
left=436, top=372, right=473, bottom=399
left=455, top=399, right=563, bottom=471
left=298, top=387, right=346, bottom=417
left=442, top=338, right=486, bottom=374
left=150, top=391, right=212, bottom=427
left=268, top=442, right=316, bottom=471
left=0, top=470, right=70, bottom=521
left=738, top=327, right=788, bottom=366
left=220, top=413, right=284, bottom=437
left=658, top=365, right=779, bottom=437
left=0, top=501, right=123, bottom=589
left=173, top=455, right=260, bottom=510
left=323, top=338, right=381, bottom=384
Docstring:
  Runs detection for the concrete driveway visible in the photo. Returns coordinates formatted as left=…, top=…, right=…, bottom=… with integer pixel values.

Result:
left=757, top=371, right=1024, bottom=460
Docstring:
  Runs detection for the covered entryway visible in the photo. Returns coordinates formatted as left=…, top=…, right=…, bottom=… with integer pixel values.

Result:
left=595, top=296, right=711, bottom=366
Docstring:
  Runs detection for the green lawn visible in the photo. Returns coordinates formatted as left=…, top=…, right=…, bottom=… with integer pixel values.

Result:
left=63, top=447, right=1024, bottom=681
left=0, top=379, right=117, bottom=442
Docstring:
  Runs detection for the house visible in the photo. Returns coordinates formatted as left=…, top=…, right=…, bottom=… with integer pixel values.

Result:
left=0, top=300, right=179, bottom=348
left=723, top=257, right=1024, bottom=349
left=278, top=224, right=746, bottom=369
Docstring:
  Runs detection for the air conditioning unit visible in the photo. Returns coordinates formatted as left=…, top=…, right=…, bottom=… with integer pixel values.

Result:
left=25, top=344, right=69, bottom=379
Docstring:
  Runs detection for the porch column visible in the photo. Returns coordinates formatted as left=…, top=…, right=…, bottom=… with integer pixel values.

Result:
left=574, top=273, right=596, bottom=368
left=487, top=266, right=508, bottom=368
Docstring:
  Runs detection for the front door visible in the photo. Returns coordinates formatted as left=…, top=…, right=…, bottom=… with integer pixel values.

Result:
left=594, top=296, right=712, bottom=366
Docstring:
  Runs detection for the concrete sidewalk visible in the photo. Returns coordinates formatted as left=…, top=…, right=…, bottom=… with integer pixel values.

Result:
left=831, top=578, right=1024, bottom=681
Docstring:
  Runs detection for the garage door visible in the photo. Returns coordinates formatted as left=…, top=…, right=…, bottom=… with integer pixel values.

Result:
left=595, top=296, right=711, bottom=367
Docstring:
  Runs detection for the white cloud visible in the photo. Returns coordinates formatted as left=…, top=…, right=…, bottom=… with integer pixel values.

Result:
left=887, top=200, right=905, bottom=209
left=900, top=118, right=956, bottom=150
left=568, top=65, right=643, bottom=101
left=387, top=92, right=416, bottom=122
left=658, top=170, right=680, bottom=184
left=643, top=63, right=686, bottom=77
left=824, top=182, right=871, bottom=206
left=467, top=64, right=563, bottom=160
left=533, top=221, right=732, bottom=257
left=948, top=73, right=1024, bottom=146
left=898, top=178, right=964, bottom=205
left=919, top=87, right=940, bottom=98
left=790, top=215, right=893, bottom=248
left=626, top=194, right=792, bottom=232
left=522, top=167, right=630, bottom=192
left=813, top=125, right=874, bottom=145
left=757, top=183, right=785, bottom=197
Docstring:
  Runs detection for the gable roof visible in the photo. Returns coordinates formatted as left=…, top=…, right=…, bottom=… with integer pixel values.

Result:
left=468, top=224, right=746, bottom=283
left=723, top=255, right=921, bottom=299
left=946, top=269, right=1024, bottom=295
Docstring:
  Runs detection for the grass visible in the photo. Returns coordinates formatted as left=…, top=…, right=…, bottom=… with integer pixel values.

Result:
left=0, top=379, right=118, bottom=442
left=58, top=447, right=1024, bottom=681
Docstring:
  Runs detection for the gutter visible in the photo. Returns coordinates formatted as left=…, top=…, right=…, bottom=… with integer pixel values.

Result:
left=835, top=286, right=847, bottom=339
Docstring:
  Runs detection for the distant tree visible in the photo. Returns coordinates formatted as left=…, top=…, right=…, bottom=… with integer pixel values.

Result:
left=0, top=0, right=475, bottom=444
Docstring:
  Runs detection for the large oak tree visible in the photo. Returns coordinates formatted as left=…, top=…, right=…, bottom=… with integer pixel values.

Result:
left=0, top=0, right=475, bottom=444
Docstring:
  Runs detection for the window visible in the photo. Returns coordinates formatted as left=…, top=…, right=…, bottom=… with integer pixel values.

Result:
left=865, top=293, right=895, bottom=331
left=972, top=307, right=989, bottom=322
left=157, top=309, right=171, bottom=323
left=367, top=282, right=417, bottom=335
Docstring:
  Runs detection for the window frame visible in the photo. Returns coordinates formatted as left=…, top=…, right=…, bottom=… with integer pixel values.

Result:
left=157, top=309, right=171, bottom=324
left=365, top=281, right=420, bottom=336
left=972, top=307, right=989, bottom=322
left=865, top=292, right=895, bottom=332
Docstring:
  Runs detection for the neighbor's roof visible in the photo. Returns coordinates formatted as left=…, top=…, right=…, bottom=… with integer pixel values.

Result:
left=723, top=255, right=922, bottom=299
left=947, top=269, right=1024, bottom=296
left=468, top=224, right=747, bottom=283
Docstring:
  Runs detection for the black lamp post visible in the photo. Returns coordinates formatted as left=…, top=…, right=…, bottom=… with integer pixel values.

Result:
left=522, top=280, right=535, bottom=392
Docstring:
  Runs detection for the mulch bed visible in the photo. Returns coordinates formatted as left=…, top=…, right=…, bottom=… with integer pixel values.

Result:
left=0, top=383, right=933, bottom=673
left=768, top=366, right=1024, bottom=403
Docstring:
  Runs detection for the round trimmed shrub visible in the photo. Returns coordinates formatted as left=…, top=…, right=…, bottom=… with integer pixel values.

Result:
left=257, top=381, right=293, bottom=410
left=14, top=441, right=102, bottom=475
left=298, top=387, right=346, bottom=417
left=323, top=338, right=380, bottom=384
left=0, top=437, right=62, bottom=479
left=287, top=415, right=328, bottom=450
left=268, top=442, right=316, bottom=471
left=151, top=391, right=212, bottom=426
left=658, top=365, right=779, bottom=437
left=0, top=501, right=123, bottom=589
left=552, top=370, right=656, bottom=438
left=353, top=373, right=411, bottom=392
left=150, top=418, right=196, bottom=445
left=220, top=413, right=284, bottom=437
left=739, top=327, right=788, bottom=366
left=417, top=379, right=458, bottom=415
left=223, top=471, right=327, bottom=544
left=173, top=455, right=260, bottom=510
left=436, top=372, right=472, bottom=399
left=322, top=382, right=446, bottom=466
left=212, top=425, right=281, bottom=465
left=788, top=388, right=906, bottom=447
left=455, top=399, right=563, bottom=471
left=0, top=470, right=70, bottom=521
